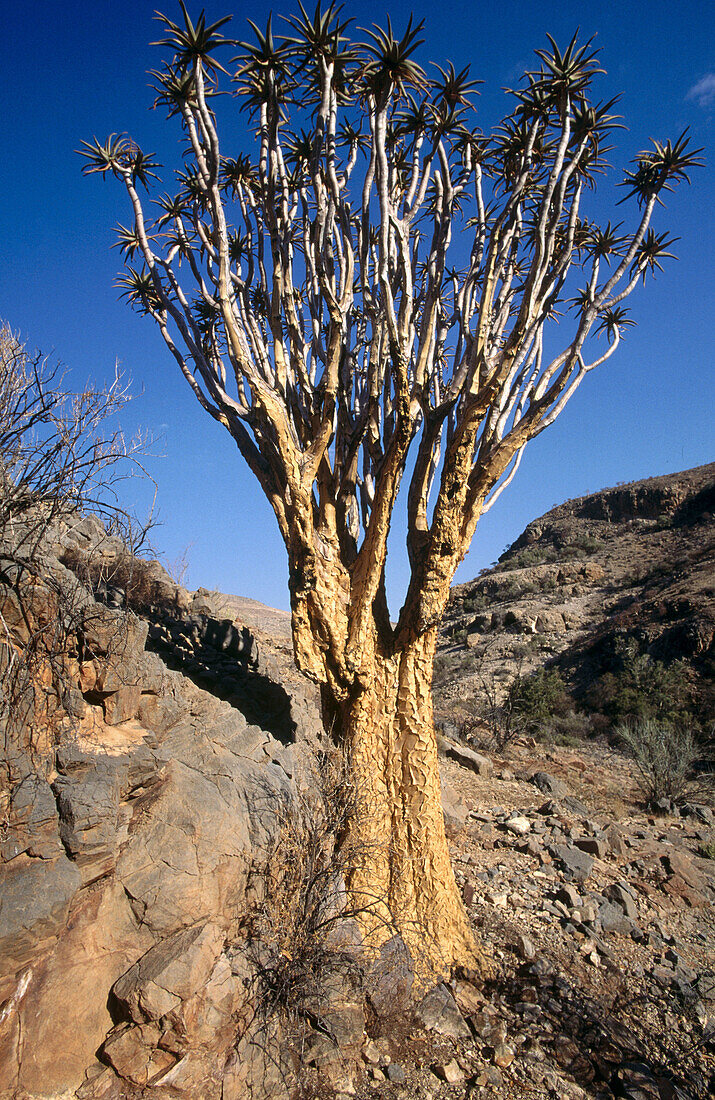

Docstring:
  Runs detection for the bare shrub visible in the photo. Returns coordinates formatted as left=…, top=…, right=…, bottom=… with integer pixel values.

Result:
left=0, top=324, right=150, bottom=558
left=164, top=543, right=193, bottom=587
left=245, top=748, right=392, bottom=1028
left=0, top=559, right=88, bottom=767
left=616, top=719, right=699, bottom=806
left=0, top=324, right=152, bottom=761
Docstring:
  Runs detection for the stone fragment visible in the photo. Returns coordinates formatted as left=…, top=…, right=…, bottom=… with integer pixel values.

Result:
left=165, top=953, right=247, bottom=1051
left=385, top=1063, right=406, bottom=1083
left=113, top=922, right=225, bottom=1024
left=365, top=934, right=414, bottom=1018
left=82, top=607, right=148, bottom=661
left=445, top=741, right=493, bottom=776
left=604, top=824, right=626, bottom=857
left=100, top=1023, right=164, bottom=1085
left=493, top=1042, right=516, bottom=1068
left=519, top=835, right=543, bottom=857
left=103, top=685, right=142, bottom=725
left=415, top=982, right=471, bottom=1039
left=661, top=850, right=705, bottom=891
left=147, top=1049, right=223, bottom=1094
left=562, top=795, right=589, bottom=816
left=661, top=875, right=706, bottom=907
left=603, top=883, right=638, bottom=920
left=555, top=884, right=582, bottom=909
left=550, top=843, right=594, bottom=882
left=535, top=610, right=566, bottom=633
left=574, top=837, right=608, bottom=859
left=532, top=771, right=568, bottom=798
left=506, top=815, right=532, bottom=836
left=517, top=935, right=536, bottom=960
left=303, top=1031, right=341, bottom=1068
left=453, top=978, right=486, bottom=1017
left=302, top=964, right=364, bottom=1050
left=362, top=1039, right=381, bottom=1065
left=597, top=901, right=636, bottom=935
left=116, top=743, right=290, bottom=935
left=476, top=1066, right=504, bottom=1087
left=433, top=1059, right=464, bottom=1084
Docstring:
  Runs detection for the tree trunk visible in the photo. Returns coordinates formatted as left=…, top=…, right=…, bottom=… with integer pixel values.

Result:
left=331, top=623, right=491, bottom=986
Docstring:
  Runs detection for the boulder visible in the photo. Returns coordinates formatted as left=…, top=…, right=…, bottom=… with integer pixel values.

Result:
left=53, top=762, right=122, bottom=884
left=0, top=774, right=62, bottom=862
left=415, top=982, right=471, bottom=1040
left=441, top=778, right=469, bottom=833
left=112, top=922, right=226, bottom=1024
left=532, top=771, right=569, bottom=798
left=222, top=1015, right=295, bottom=1100
left=6, top=882, right=152, bottom=1098
left=535, top=610, right=566, bottom=634
left=444, top=741, right=493, bottom=777
left=116, top=713, right=291, bottom=935
left=81, top=606, right=148, bottom=662
left=100, top=1022, right=168, bottom=1086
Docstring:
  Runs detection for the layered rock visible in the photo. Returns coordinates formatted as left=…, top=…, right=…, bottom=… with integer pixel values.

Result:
left=0, top=521, right=305, bottom=1099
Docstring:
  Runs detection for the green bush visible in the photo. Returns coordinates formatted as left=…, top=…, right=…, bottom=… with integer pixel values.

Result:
left=561, top=534, right=605, bottom=557
left=505, top=668, right=573, bottom=739
left=588, top=643, right=694, bottom=730
left=462, top=593, right=489, bottom=613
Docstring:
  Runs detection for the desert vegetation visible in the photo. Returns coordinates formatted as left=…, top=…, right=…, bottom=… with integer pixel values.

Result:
left=0, top=4, right=712, bottom=1097
left=80, top=0, right=701, bottom=980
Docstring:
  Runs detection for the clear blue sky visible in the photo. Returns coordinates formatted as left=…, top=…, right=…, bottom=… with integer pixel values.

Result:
left=2, top=0, right=713, bottom=613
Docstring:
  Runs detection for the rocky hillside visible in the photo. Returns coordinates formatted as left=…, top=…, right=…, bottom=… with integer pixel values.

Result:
left=435, top=463, right=715, bottom=735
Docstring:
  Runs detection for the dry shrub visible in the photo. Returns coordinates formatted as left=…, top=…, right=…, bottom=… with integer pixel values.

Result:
left=61, top=545, right=178, bottom=616
left=245, top=749, right=391, bottom=1025
left=616, top=719, right=700, bottom=806
left=0, top=324, right=154, bottom=760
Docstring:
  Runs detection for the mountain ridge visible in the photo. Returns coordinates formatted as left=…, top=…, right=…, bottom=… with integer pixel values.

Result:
left=435, top=461, right=715, bottom=734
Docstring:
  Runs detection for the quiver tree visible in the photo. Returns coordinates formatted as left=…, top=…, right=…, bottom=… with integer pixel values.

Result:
left=81, top=2, right=701, bottom=980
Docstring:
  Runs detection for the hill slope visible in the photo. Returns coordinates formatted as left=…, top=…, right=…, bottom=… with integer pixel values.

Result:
left=435, top=462, right=715, bottom=734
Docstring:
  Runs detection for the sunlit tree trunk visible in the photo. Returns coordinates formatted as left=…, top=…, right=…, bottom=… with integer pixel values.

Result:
left=334, top=623, right=486, bottom=981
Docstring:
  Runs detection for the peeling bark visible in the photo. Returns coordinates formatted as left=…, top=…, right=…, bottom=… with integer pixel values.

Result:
left=326, top=620, right=490, bottom=985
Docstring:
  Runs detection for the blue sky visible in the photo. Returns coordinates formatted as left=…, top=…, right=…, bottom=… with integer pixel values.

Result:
left=2, top=0, right=713, bottom=613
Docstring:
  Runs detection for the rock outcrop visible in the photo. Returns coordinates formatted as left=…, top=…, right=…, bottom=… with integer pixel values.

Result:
left=0, top=517, right=303, bottom=1099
